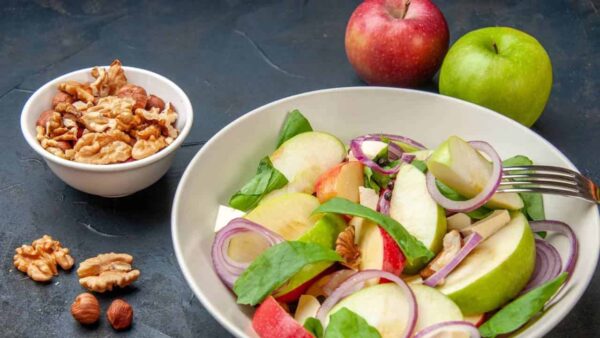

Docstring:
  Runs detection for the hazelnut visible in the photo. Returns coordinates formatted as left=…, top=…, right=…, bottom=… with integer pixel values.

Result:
left=37, top=110, right=55, bottom=127
left=71, top=293, right=100, bottom=325
left=117, top=84, right=148, bottom=111
left=145, top=94, right=165, bottom=111
left=107, top=299, right=133, bottom=330
left=52, top=91, right=74, bottom=108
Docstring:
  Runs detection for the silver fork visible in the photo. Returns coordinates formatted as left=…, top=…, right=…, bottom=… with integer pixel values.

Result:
left=498, top=165, right=599, bottom=204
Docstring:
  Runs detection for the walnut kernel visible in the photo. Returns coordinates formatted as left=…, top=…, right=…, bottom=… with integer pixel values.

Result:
left=336, top=226, right=361, bottom=270
left=13, top=235, right=74, bottom=282
left=77, top=253, right=140, bottom=292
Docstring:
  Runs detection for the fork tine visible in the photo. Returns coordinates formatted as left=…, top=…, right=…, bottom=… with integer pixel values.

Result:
left=502, top=165, right=580, bottom=177
left=499, top=179, right=581, bottom=190
left=497, top=186, right=590, bottom=199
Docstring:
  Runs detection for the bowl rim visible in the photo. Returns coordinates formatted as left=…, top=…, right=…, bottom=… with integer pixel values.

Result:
left=171, top=86, right=599, bottom=338
left=20, top=65, right=193, bottom=172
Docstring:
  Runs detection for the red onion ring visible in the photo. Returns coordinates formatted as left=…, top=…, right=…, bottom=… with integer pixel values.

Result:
left=211, top=218, right=284, bottom=288
left=523, top=239, right=562, bottom=292
left=426, top=141, right=502, bottom=212
left=350, top=134, right=422, bottom=175
left=530, top=221, right=579, bottom=276
left=316, top=269, right=418, bottom=338
left=424, top=233, right=483, bottom=287
left=414, top=321, right=481, bottom=338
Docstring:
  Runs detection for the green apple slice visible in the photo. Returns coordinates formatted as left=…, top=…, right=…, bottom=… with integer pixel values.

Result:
left=269, top=131, right=346, bottom=196
left=437, top=212, right=535, bottom=315
left=389, top=163, right=447, bottom=273
left=326, top=283, right=462, bottom=337
left=427, top=136, right=523, bottom=210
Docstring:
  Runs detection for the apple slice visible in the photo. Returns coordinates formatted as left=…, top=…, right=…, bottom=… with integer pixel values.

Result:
left=437, top=212, right=535, bottom=315
left=274, top=214, right=346, bottom=301
left=427, top=136, right=523, bottom=210
left=357, top=221, right=405, bottom=285
left=326, top=283, right=462, bottom=337
left=268, top=131, right=346, bottom=196
left=315, top=161, right=364, bottom=203
left=294, top=294, right=321, bottom=325
left=389, top=164, right=447, bottom=273
left=253, top=296, right=313, bottom=338
left=464, top=314, right=486, bottom=327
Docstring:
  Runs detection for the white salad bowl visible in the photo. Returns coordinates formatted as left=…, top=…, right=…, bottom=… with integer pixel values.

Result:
left=20, top=66, right=193, bottom=197
left=171, top=87, right=599, bottom=338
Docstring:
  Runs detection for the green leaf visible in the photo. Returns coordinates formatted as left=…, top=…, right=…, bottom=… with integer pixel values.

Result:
left=304, top=317, right=324, bottom=338
left=363, top=167, right=381, bottom=194
left=502, top=155, right=546, bottom=221
left=229, top=157, right=288, bottom=211
left=435, top=180, right=492, bottom=220
left=411, top=159, right=428, bottom=173
left=324, top=308, right=381, bottom=338
left=313, top=198, right=433, bottom=267
left=233, top=241, right=341, bottom=305
left=479, top=272, right=568, bottom=337
left=276, top=109, right=313, bottom=148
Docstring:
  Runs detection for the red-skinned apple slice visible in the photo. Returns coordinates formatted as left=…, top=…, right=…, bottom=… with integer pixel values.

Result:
left=357, top=220, right=405, bottom=284
left=315, top=161, right=364, bottom=203
left=464, top=313, right=486, bottom=327
left=252, top=296, right=313, bottom=338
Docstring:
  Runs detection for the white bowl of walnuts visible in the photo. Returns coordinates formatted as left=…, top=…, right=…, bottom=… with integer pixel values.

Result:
left=20, top=60, right=193, bottom=197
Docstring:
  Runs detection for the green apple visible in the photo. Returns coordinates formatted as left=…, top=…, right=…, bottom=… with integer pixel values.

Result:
left=437, top=212, right=535, bottom=315
left=274, top=213, right=347, bottom=299
left=326, top=283, right=462, bottom=336
left=439, top=27, right=552, bottom=127
left=427, top=135, right=524, bottom=210
left=389, top=163, right=447, bottom=273
left=267, top=131, right=346, bottom=198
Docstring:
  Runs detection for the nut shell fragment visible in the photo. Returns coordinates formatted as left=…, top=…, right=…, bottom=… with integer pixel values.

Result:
left=77, top=253, right=140, bottom=292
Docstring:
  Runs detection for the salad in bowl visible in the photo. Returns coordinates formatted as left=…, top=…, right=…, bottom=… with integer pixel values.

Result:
left=209, top=110, right=578, bottom=338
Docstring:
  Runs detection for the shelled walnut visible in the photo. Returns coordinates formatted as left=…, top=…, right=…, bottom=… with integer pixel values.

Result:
left=77, top=253, right=140, bottom=292
left=336, top=226, right=361, bottom=270
left=13, top=235, right=74, bottom=282
left=34, top=59, right=179, bottom=165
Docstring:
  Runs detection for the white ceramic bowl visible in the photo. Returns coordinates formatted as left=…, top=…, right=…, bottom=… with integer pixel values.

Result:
left=172, top=87, right=599, bottom=337
left=21, top=66, right=193, bottom=197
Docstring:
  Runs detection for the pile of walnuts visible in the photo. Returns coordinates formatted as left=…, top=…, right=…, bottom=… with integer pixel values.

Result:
left=36, top=59, right=179, bottom=164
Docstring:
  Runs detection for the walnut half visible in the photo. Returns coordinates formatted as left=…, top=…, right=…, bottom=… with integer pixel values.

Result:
left=13, top=235, right=74, bottom=282
left=77, top=253, right=140, bottom=292
left=336, top=226, right=361, bottom=270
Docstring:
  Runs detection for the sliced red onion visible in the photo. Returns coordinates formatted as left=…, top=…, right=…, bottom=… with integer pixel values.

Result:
left=350, top=134, right=422, bottom=175
left=316, top=270, right=417, bottom=338
left=211, top=218, right=284, bottom=288
left=523, top=239, right=562, bottom=292
left=530, top=221, right=579, bottom=276
left=426, top=141, right=502, bottom=212
left=414, top=321, right=481, bottom=338
left=377, top=187, right=392, bottom=216
left=424, top=233, right=483, bottom=287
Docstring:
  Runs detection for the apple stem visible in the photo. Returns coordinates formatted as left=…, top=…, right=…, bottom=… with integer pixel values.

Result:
left=492, top=42, right=499, bottom=54
left=401, top=0, right=411, bottom=19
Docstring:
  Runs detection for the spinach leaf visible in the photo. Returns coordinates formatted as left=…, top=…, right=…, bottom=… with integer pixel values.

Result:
left=502, top=155, right=546, bottom=221
left=324, top=308, right=381, bottom=338
left=435, top=180, right=492, bottom=219
left=233, top=241, right=341, bottom=305
left=313, top=198, right=433, bottom=267
left=276, top=109, right=313, bottom=148
left=363, top=167, right=381, bottom=194
left=304, top=317, right=324, bottom=338
left=229, top=157, right=288, bottom=211
left=479, top=272, right=568, bottom=337
left=411, top=159, right=428, bottom=173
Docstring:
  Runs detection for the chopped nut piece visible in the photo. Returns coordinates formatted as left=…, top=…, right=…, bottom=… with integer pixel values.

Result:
left=131, top=135, right=168, bottom=160
left=106, top=59, right=128, bottom=94
left=77, top=253, right=140, bottom=292
left=59, top=81, right=95, bottom=103
left=146, top=94, right=165, bottom=111
left=447, top=213, right=472, bottom=231
left=336, top=226, right=361, bottom=270
left=52, top=91, right=74, bottom=108
left=420, top=230, right=462, bottom=280
left=73, top=130, right=133, bottom=164
left=90, top=66, right=110, bottom=97
left=13, top=235, right=74, bottom=282
left=461, top=210, right=511, bottom=240
left=136, top=103, right=178, bottom=139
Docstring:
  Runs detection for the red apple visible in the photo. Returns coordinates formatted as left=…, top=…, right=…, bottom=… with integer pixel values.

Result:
left=274, top=266, right=334, bottom=303
left=314, top=161, right=364, bottom=203
left=358, top=220, right=406, bottom=283
left=252, top=296, right=313, bottom=338
left=464, top=313, right=487, bottom=327
left=345, top=0, right=449, bottom=87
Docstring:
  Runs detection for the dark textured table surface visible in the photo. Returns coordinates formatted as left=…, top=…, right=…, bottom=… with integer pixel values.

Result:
left=1, top=0, right=598, bottom=337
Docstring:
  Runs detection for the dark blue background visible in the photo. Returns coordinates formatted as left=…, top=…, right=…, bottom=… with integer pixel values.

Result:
left=0, top=0, right=598, bottom=336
